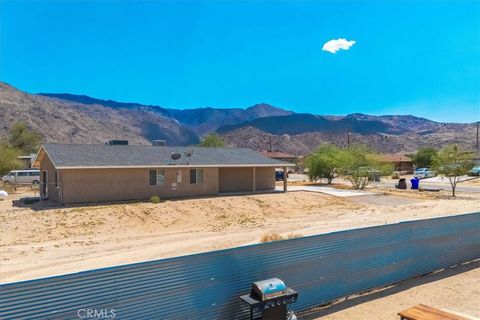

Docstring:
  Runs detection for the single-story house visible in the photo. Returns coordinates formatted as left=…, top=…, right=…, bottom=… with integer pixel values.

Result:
left=376, top=154, right=414, bottom=173
left=33, top=144, right=294, bottom=205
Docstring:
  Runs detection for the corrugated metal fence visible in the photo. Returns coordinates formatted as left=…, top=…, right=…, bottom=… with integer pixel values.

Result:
left=1, top=212, right=479, bottom=319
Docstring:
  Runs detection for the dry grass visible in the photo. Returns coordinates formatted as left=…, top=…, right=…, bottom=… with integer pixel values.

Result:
left=260, top=232, right=303, bottom=243
left=0, top=181, right=16, bottom=193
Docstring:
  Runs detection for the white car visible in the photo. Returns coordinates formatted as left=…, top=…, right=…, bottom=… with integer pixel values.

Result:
left=1, top=169, right=40, bottom=184
left=413, top=168, right=436, bottom=179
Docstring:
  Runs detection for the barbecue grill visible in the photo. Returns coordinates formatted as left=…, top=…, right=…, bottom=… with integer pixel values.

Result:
left=240, top=278, right=298, bottom=320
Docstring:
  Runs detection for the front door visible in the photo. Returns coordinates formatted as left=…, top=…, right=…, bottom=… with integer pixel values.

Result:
left=42, top=171, right=48, bottom=198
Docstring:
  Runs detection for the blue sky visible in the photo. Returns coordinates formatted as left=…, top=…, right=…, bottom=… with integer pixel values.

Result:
left=0, top=0, right=479, bottom=123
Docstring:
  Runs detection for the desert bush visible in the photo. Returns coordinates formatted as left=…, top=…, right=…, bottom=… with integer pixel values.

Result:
left=307, top=144, right=344, bottom=184
left=0, top=142, right=21, bottom=176
left=199, top=133, right=226, bottom=147
left=413, top=147, right=438, bottom=168
left=337, top=144, right=387, bottom=190
left=432, top=144, right=474, bottom=197
left=8, top=122, right=42, bottom=154
left=150, top=195, right=161, bottom=203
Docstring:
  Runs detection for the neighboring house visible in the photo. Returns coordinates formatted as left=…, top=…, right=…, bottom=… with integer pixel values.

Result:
left=18, top=154, right=37, bottom=169
left=376, top=154, right=414, bottom=173
left=33, top=143, right=294, bottom=205
left=260, top=151, right=298, bottom=164
left=261, top=151, right=299, bottom=173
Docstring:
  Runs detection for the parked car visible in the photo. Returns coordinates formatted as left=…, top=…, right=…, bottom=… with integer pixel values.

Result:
left=275, top=170, right=286, bottom=181
left=468, top=166, right=480, bottom=176
left=1, top=169, right=40, bottom=184
left=413, top=168, right=436, bottom=179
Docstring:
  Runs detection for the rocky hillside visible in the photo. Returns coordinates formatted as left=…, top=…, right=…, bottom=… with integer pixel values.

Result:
left=216, top=111, right=477, bottom=154
left=0, top=82, right=199, bottom=146
left=220, top=124, right=478, bottom=155
left=217, top=113, right=403, bottom=135
left=40, top=93, right=292, bottom=135
left=2, top=82, right=476, bottom=155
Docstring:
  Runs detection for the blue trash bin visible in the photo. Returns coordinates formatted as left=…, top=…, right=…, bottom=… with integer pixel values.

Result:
left=410, top=178, right=419, bottom=190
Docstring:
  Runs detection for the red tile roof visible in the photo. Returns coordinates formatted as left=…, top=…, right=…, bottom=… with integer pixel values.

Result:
left=261, top=151, right=297, bottom=159
left=377, top=154, right=412, bottom=162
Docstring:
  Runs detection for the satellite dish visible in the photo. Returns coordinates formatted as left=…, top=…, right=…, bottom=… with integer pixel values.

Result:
left=171, top=153, right=182, bottom=160
left=184, top=150, right=193, bottom=157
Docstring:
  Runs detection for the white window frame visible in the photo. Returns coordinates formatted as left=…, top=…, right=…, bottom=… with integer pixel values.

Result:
left=190, top=168, right=204, bottom=184
left=156, top=169, right=165, bottom=185
left=149, top=169, right=165, bottom=186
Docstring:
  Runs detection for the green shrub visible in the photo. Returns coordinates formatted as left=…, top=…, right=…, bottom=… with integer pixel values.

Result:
left=150, top=195, right=161, bottom=203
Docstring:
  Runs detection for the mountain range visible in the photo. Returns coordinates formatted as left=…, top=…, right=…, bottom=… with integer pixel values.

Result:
left=0, top=82, right=477, bottom=155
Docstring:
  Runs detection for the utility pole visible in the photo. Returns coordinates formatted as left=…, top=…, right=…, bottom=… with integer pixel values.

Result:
left=347, top=126, right=351, bottom=149
left=476, top=122, right=479, bottom=150
left=269, top=136, right=272, bottom=152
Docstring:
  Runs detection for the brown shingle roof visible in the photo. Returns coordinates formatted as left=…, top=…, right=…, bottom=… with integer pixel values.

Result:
left=376, top=154, right=412, bottom=162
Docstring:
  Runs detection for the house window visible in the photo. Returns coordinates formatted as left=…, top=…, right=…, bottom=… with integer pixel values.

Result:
left=190, top=168, right=203, bottom=184
left=149, top=170, right=165, bottom=185
left=55, top=171, right=58, bottom=187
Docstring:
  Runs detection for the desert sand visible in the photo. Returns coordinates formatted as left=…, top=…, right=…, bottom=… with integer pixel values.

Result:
left=1, top=186, right=479, bottom=285
left=300, top=260, right=480, bottom=319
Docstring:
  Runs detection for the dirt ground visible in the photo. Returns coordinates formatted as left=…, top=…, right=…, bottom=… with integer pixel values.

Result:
left=462, top=177, right=480, bottom=186
left=1, top=186, right=479, bottom=285
left=300, top=260, right=480, bottom=319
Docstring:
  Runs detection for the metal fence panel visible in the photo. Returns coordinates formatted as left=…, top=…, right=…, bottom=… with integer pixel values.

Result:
left=1, top=212, right=479, bottom=319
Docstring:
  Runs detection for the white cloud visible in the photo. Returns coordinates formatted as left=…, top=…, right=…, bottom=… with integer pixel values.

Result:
left=322, top=38, right=356, bottom=54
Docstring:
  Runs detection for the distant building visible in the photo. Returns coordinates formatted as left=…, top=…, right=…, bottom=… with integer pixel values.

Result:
left=260, top=151, right=298, bottom=164
left=376, top=154, right=414, bottom=173
left=18, top=154, right=37, bottom=169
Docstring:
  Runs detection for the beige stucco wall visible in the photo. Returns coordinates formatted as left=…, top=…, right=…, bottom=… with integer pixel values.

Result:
left=255, top=167, right=275, bottom=191
left=218, top=167, right=254, bottom=193
left=40, top=155, right=61, bottom=202
left=60, top=167, right=219, bottom=204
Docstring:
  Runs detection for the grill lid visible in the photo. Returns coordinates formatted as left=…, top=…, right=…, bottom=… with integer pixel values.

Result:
left=251, top=278, right=287, bottom=300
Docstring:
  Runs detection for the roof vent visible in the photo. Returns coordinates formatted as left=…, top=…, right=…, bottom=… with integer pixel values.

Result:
left=171, top=153, right=181, bottom=160
left=152, top=140, right=166, bottom=147
left=107, top=140, right=128, bottom=145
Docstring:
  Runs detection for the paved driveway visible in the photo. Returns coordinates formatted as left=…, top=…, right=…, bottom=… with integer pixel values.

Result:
left=277, top=185, right=377, bottom=197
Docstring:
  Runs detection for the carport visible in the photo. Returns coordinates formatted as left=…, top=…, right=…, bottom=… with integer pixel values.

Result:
left=218, top=166, right=289, bottom=194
